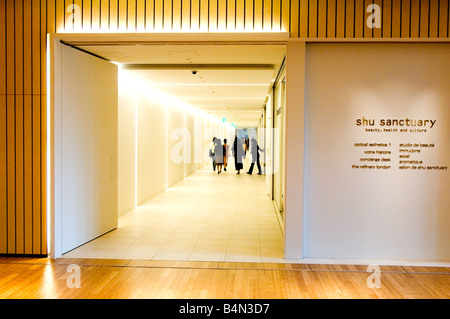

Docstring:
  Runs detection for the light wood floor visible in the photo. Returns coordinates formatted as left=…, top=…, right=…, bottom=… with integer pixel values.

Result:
left=0, top=257, right=449, bottom=299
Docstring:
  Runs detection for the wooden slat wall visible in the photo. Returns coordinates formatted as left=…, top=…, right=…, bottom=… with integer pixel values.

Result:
left=43, top=0, right=450, bottom=37
left=1, top=0, right=47, bottom=256
left=0, top=0, right=448, bottom=256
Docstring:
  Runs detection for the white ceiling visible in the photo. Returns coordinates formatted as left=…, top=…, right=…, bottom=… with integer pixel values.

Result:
left=76, top=44, right=286, bottom=127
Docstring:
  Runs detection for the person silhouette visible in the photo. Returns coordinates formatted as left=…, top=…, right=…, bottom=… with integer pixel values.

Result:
left=209, top=137, right=217, bottom=171
left=214, top=138, right=224, bottom=174
left=246, top=137, right=263, bottom=175
left=223, top=138, right=230, bottom=172
left=233, top=136, right=244, bottom=174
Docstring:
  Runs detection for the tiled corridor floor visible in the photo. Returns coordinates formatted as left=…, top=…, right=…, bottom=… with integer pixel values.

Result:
left=62, top=162, right=285, bottom=263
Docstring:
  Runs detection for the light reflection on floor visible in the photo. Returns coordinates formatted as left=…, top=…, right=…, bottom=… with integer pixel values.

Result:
left=62, top=163, right=285, bottom=263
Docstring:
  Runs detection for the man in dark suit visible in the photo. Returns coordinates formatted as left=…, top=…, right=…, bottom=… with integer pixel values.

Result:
left=247, top=137, right=263, bottom=175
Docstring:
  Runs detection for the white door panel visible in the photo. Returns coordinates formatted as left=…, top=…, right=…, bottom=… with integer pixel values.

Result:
left=59, top=45, right=118, bottom=254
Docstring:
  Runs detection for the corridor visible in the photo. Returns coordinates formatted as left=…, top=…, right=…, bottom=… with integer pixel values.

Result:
left=62, top=161, right=284, bottom=263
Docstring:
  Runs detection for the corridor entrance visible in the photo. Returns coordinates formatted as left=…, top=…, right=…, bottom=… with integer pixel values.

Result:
left=49, top=33, right=289, bottom=262
left=64, top=163, right=283, bottom=262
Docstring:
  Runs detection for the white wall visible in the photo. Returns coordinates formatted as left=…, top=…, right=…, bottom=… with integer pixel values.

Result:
left=118, top=87, right=136, bottom=215
left=136, top=93, right=167, bottom=204
left=185, top=113, right=197, bottom=176
left=118, top=85, right=173, bottom=213
left=118, top=72, right=228, bottom=215
left=303, top=43, right=450, bottom=261
left=167, top=106, right=185, bottom=187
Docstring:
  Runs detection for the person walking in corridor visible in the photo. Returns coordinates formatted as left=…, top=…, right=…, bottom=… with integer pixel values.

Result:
left=223, top=138, right=230, bottom=172
left=247, top=137, right=263, bottom=175
left=209, top=137, right=216, bottom=171
left=214, top=138, right=224, bottom=174
left=233, top=136, right=244, bottom=174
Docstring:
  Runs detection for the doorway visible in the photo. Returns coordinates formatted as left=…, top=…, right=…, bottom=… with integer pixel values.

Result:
left=49, top=33, right=288, bottom=262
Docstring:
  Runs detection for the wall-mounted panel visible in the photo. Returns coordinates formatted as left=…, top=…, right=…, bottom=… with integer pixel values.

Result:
left=136, top=93, right=167, bottom=204
left=304, top=43, right=450, bottom=260
left=185, top=112, right=197, bottom=177
left=118, top=87, right=136, bottom=216
left=167, top=106, right=185, bottom=188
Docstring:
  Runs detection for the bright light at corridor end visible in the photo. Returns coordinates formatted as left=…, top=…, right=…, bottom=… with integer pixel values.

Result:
left=118, top=71, right=233, bottom=129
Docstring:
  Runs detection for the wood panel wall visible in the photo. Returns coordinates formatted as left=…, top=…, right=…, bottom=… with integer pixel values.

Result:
left=1, top=0, right=47, bottom=256
left=44, top=0, right=450, bottom=37
left=1, top=0, right=449, bottom=256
